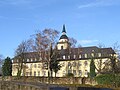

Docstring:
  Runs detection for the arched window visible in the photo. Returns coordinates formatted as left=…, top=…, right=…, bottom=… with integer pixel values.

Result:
left=61, top=46, right=63, bottom=49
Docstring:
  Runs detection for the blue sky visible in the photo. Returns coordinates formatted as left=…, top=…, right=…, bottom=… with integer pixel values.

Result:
left=0, top=0, right=120, bottom=58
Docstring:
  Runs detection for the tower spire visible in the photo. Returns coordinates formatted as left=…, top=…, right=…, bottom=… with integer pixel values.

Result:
left=62, top=24, right=66, bottom=33
left=57, top=25, right=70, bottom=50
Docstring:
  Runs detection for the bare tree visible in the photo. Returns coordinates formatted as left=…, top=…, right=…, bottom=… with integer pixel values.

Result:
left=69, top=37, right=77, bottom=48
left=0, top=55, right=4, bottom=75
left=0, top=55, right=3, bottom=66
left=111, top=42, right=120, bottom=74
left=95, top=44, right=106, bottom=74
left=33, top=29, right=59, bottom=78
left=97, top=42, right=120, bottom=74
left=14, top=39, right=33, bottom=77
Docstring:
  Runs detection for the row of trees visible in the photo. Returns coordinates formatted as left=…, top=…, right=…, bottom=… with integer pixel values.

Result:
left=0, top=28, right=78, bottom=77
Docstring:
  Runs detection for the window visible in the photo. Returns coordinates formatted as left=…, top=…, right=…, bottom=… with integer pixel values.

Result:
left=34, top=71, right=36, bottom=76
left=43, top=62, right=47, bottom=69
left=73, top=62, right=76, bottom=67
left=74, top=55, right=76, bottom=59
left=61, top=46, right=63, bottom=49
left=85, top=70, right=88, bottom=76
left=31, top=58, right=33, bottom=62
left=38, top=64, right=41, bottom=68
left=44, top=71, right=46, bottom=76
left=98, top=53, right=101, bottom=57
left=30, top=72, right=32, bottom=76
left=63, top=70, right=66, bottom=76
left=27, top=59, right=29, bottom=62
left=26, top=72, right=29, bottom=76
left=78, top=62, right=82, bottom=67
left=39, top=57, right=42, bottom=60
left=85, top=54, right=87, bottom=58
left=62, top=62, right=65, bottom=66
left=34, top=64, right=37, bottom=68
left=35, top=58, right=37, bottom=61
left=63, top=55, right=65, bottom=59
left=68, top=70, right=72, bottom=74
left=84, top=61, right=88, bottom=66
left=73, top=70, right=76, bottom=75
left=42, top=71, right=46, bottom=76
left=68, top=55, right=70, bottom=59
left=68, top=62, right=72, bottom=69
left=91, top=53, right=94, bottom=57
left=78, top=70, right=82, bottom=76
left=30, top=64, right=32, bottom=68
left=79, top=55, right=82, bottom=58
left=38, top=71, right=40, bottom=76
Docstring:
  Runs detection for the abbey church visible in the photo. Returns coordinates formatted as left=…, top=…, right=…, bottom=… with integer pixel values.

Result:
left=12, top=25, right=116, bottom=77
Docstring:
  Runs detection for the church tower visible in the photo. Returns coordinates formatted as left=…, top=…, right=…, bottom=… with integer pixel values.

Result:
left=57, top=25, right=70, bottom=50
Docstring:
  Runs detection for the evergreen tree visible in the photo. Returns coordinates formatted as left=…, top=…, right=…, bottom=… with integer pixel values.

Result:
left=51, top=59, right=61, bottom=77
left=89, top=58, right=96, bottom=78
left=2, top=57, right=12, bottom=76
left=50, top=46, right=61, bottom=77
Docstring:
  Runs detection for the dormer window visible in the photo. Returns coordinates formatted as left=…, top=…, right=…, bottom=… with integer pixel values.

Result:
left=27, top=59, right=29, bottom=62
left=63, top=55, right=65, bottom=59
left=79, top=55, right=82, bottom=58
left=98, top=53, right=101, bottom=57
left=31, top=58, right=33, bottom=62
left=85, top=54, right=87, bottom=58
left=74, top=55, right=76, bottom=59
left=68, top=55, right=70, bottom=59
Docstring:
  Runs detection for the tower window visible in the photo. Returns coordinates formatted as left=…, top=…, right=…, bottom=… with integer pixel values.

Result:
left=61, top=46, right=63, bottom=49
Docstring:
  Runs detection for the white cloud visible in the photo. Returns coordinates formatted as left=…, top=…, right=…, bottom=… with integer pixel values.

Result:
left=78, top=40, right=98, bottom=45
left=78, top=0, right=120, bottom=9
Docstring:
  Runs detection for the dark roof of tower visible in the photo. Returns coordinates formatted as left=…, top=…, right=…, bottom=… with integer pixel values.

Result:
left=62, top=24, right=66, bottom=33
left=59, top=24, right=68, bottom=40
left=60, top=34, right=68, bottom=39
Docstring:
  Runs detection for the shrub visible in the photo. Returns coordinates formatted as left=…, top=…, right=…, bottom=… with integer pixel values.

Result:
left=65, top=73, right=74, bottom=77
left=95, top=74, right=120, bottom=87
